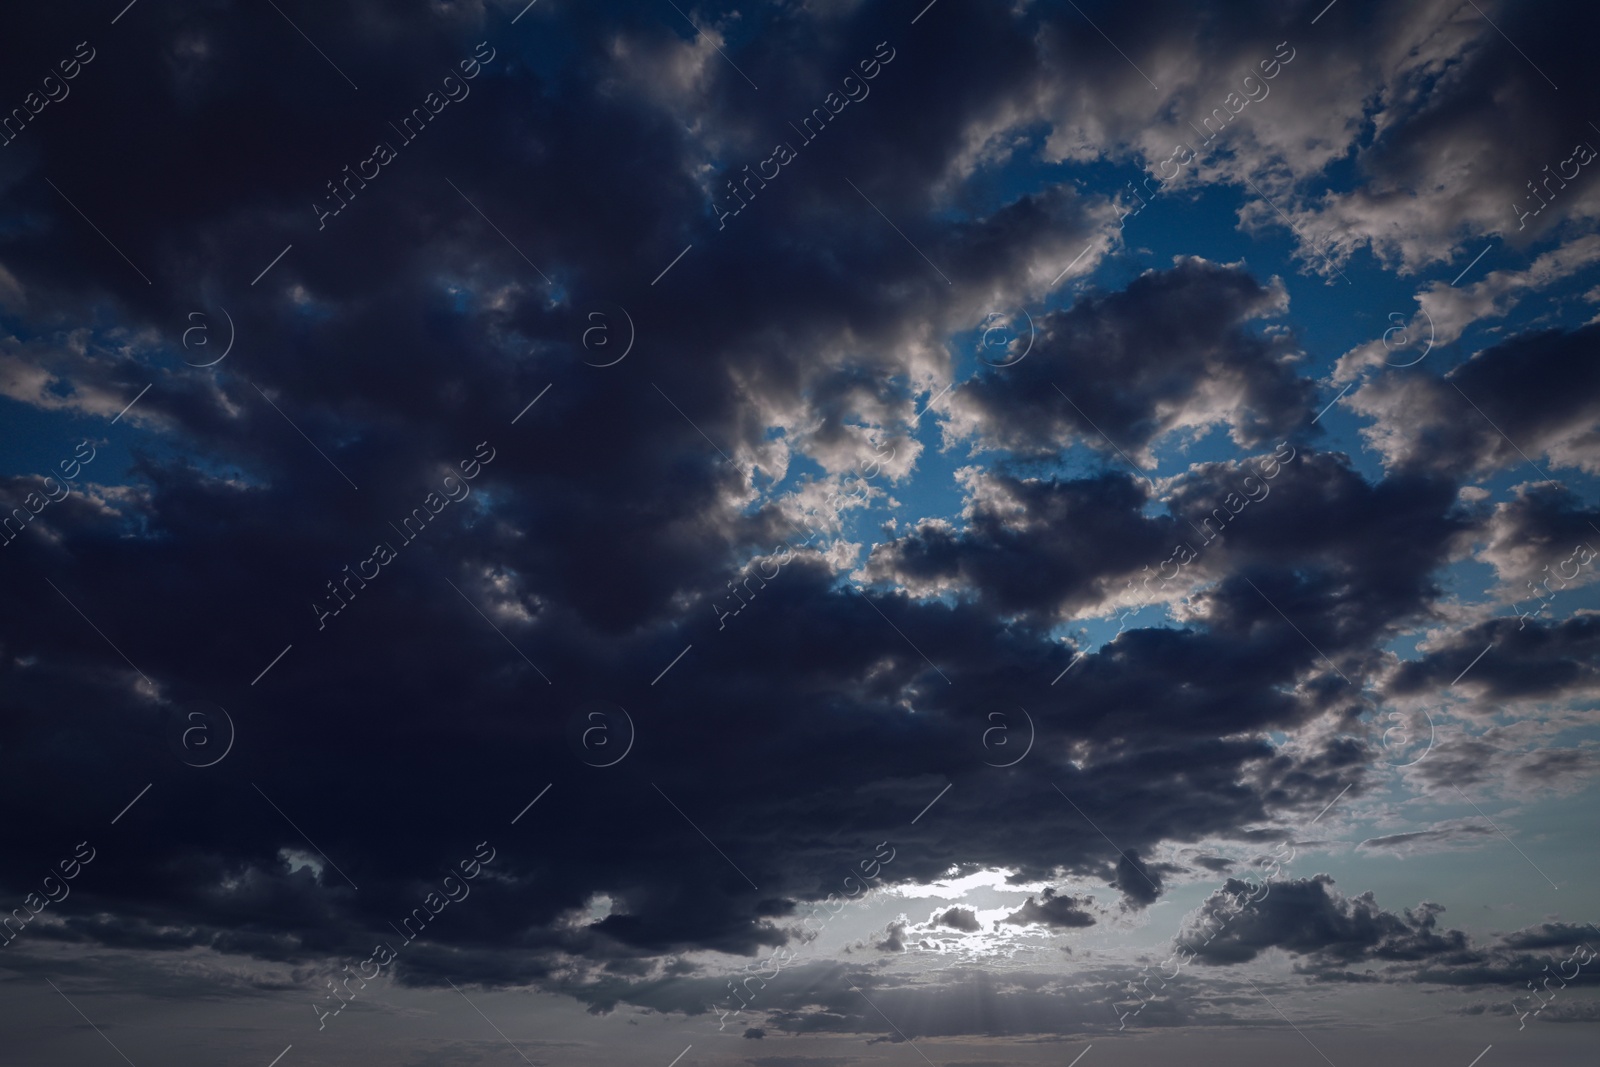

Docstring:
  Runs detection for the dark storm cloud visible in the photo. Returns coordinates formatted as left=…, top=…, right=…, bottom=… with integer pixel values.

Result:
left=862, top=468, right=1177, bottom=622
left=1472, top=480, right=1600, bottom=592
left=1111, top=851, right=1165, bottom=909
left=0, top=0, right=1596, bottom=1053
left=4, top=409, right=1426, bottom=1005
left=1499, top=923, right=1600, bottom=951
left=1408, top=926, right=1600, bottom=991
left=1404, top=732, right=1600, bottom=795
left=0, top=0, right=1032, bottom=1002
left=998, top=888, right=1098, bottom=931
left=934, top=906, right=981, bottom=933
left=948, top=259, right=1314, bottom=461
left=1265, top=0, right=1600, bottom=270
left=1166, top=455, right=1473, bottom=681
left=0, top=434, right=1457, bottom=1017
left=1387, top=615, right=1600, bottom=705
left=837, top=436, right=1449, bottom=833
left=1177, top=874, right=1470, bottom=966
left=874, top=920, right=909, bottom=953
left=1349, top=324, right=1600, bottom=478
left=868, top=447, right=1472, bottom=674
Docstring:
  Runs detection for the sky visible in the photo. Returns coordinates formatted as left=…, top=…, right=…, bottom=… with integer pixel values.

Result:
left=2, top=1, right=1599, bottom=1065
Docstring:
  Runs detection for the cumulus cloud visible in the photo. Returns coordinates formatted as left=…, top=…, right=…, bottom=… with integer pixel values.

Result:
left=1349, top=323, right=1600, bottom=477
left=1178, top=874, right=1469, bottom=966
left=999, top=889, right=1099, bottom=930
left=946, top=258, right=1310, bottom=464
left=933, top=906, right=982, bottom=932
